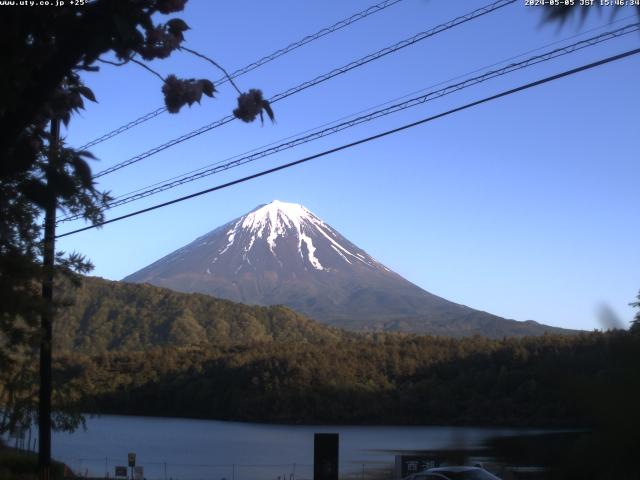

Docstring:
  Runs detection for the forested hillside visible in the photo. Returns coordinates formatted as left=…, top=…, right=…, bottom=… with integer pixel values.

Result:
left=53, top=276, right=345, bottom=352
left=39, top=276, right=638, bottom=432
left=54, top=329, right=639, bottom=428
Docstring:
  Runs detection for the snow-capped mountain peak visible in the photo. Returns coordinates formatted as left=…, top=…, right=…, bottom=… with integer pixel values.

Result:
left=238, top=201, right=321, bottom=266
left=241, top=200, right=317, bottom=236
left=216, top=200, right=380, bottom=272
left=124, top=200, right=563, bottom=338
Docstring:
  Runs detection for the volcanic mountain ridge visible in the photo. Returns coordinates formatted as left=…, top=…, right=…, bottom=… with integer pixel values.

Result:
left=124, top=200, right=569, bottom=337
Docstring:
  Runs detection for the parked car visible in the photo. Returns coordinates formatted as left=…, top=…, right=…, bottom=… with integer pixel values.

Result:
left=404, top=466, right=501, bottom=480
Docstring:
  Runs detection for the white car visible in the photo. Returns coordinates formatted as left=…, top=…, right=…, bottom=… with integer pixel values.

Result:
left=408, top=466, right=501, bottom=480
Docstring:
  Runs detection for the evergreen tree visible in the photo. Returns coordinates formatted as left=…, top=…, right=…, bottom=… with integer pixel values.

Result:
left=630, top=290, right=640, bottom=333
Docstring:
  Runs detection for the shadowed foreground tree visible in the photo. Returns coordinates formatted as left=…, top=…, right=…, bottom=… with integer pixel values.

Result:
left=630, top=290, right=640, bottom=333
left=0, top=1, right=273, bottom=478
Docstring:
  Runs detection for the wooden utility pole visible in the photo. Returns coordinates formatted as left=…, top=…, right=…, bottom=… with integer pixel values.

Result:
left=39, top=117, right=60, bottom=480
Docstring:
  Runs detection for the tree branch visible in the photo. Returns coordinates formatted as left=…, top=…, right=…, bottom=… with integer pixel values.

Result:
left=130, top=58, right=166, bottom=83
left=96, top=54, right=135, bottom=67
left=98, top=55, right=166, bottom=83
left=179, top=46, right=242, bottom=95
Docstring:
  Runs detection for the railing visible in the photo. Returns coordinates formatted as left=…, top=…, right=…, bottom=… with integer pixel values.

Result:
left=61, top=457, right=394, bottom=480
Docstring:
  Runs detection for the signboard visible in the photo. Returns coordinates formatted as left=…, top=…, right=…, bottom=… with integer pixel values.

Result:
left=314, top=433, right=339, bottom=480
left=128, top=452, right=136, bottom=467
left=115, top=466, right=128, bottom=477
left=394, top=455, right=440, bottom=478
left=134, top=466, right=144, bottom=480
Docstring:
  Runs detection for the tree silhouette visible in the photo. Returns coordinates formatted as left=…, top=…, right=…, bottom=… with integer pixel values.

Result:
left=630, top=290, right=640, bottom=333
left=0, top=0, right=272, bottom=459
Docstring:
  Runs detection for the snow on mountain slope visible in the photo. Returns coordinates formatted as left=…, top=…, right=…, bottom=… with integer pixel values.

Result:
left=124, top=201, right=568, bottom=337
left=218, top=200, right=383, bottom=271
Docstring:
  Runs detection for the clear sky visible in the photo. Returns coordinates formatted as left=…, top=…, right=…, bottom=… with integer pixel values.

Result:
left=57, top=0, right=640, bottom=332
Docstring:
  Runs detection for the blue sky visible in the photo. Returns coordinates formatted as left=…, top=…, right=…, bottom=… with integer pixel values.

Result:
left=57, top=0, right=640, bottom=331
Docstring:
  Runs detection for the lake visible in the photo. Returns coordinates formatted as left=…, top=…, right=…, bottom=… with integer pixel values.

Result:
left=44, top=415, right=554, bottom=479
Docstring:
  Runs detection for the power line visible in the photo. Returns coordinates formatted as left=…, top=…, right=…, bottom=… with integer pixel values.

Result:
left=57, top=22, right=640, bottom=224
left=214, top=0, right=406, bottom=86
left=78, top=107, right=167, bottom=151
left=91, top=0, right=516, bottom=179
left=266, top=0, right=515, bottom=105
left=102, top=15, right=638, bottom=200
left=76, top=0, right=406, bottom=151
left=56, top=47, right=640, bottom=239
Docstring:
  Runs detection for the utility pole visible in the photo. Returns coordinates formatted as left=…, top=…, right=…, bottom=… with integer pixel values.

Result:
left=39, top=117, right=60, bottom=480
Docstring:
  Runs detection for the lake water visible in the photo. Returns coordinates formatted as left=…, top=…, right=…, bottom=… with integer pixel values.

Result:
left=44, top=415, right=553, bottom=480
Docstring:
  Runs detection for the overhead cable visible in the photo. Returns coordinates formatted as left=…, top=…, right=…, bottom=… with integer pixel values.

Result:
left=76, top=0, right=407, bottom=150
left=104, top=14, right=638, bottom=200
left=56, top=47, right=640, bottom=238
left=57, top=22, right=639, bottom=224
left=90, top=0, right=516, bottom=179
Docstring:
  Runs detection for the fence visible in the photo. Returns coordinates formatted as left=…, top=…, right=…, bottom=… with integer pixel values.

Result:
left=62, top=457, right=394, bottom=480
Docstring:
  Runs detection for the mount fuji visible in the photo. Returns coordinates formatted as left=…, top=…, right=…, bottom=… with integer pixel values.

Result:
left=124, top=200, right=568, bottom=337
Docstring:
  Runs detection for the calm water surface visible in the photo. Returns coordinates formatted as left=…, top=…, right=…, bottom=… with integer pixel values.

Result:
left=51, top=415, right=549, bottom=479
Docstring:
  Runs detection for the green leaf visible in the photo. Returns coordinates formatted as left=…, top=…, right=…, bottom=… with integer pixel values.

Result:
left=77, top=150, right=97, bottom=160
left=71, top=156, right=93, bottom=188
left=78, top=86, right=97, bottom=103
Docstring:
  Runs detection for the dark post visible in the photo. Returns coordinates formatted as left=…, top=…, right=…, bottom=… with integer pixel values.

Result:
left=39, top=118, right=59, bottom=480
left=314, top=433, right=339, bottom=480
